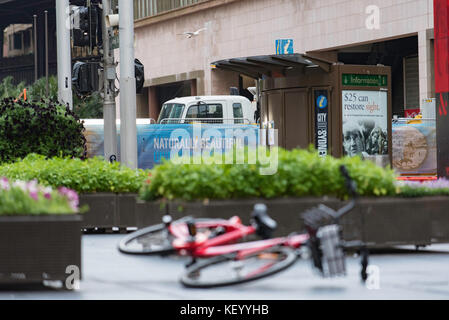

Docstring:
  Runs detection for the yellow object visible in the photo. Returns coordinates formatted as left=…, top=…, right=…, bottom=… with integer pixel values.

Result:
left=407, top=114, right=423, bottom=124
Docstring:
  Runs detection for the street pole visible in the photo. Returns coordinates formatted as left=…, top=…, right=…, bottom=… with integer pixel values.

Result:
left=118, top=0, right=137, bottom=169
left=56, top=0, right=73, bottom=110
left=33, top=15, right=38, bottom=83
left=45, top=10, right=49, bottom=98
left=102, top=0, right=118, bottom=162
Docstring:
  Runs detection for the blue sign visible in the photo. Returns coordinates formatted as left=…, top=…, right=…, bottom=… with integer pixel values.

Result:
left=317, top=95, right=328, bottom=109
left=84, top=123, right=260, bottom=170
left=276, top=39, right=294, bottom=55
left=314, top=90, right=329, bottom=157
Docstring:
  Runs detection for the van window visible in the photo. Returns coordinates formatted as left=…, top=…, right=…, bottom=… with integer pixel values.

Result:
left=158, top=104, right=185, bottom=123
left=186, top=104, right=223, bottom=123
left=233, top=103, right=244, bottom=124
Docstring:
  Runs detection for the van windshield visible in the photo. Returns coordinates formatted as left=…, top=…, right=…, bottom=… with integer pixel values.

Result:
left=158, top=104, right=185, bottom=123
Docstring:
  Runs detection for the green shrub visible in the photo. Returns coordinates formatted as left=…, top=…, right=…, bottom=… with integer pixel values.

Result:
left=140, top=148, right=399, bottom=201
left=0, top=98, right=87, bottom=162
left=0, top=76, right=103, bottom=119
left=0, top=178, right=79, bottom=215
left=0, top=154, right=149, bottom=194
left=28, top=76, right=58, bottom=101
left=0, top=77, right=27, bottom=100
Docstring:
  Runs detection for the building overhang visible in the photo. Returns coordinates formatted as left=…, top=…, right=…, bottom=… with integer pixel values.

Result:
left=211, top=53, right=333, bottom=79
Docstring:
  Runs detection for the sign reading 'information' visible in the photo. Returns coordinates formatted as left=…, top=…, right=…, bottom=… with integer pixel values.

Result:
left=342, top=74, right=388, bottom=87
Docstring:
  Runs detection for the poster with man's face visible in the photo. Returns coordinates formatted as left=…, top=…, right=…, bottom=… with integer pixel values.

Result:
left=342, top=90, right=389, bottom=166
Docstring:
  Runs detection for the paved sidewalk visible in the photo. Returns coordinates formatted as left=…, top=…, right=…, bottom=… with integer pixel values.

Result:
left=1, top=235, right=449, bottom=300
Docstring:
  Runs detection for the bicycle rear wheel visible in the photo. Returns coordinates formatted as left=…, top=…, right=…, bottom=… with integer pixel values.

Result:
left=118, top=218, right=230, bottom=255
left=180, top=246, right=297, bottom=288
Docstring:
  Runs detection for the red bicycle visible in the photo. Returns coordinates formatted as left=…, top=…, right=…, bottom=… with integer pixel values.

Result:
left=118, top=166, right=368, bottom=288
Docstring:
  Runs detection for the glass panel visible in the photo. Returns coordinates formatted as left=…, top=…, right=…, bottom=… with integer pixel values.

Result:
left=158, top=104, right=185, bottom=123
left=169, top=104, right=185, bottom=119
left=186, top=104, right=223, bottom=123
left=134, top=0, right=208, bottom=19
left=158, top=104, right=173, bottom=123
left=186, top=105, right=198, bottom=118
left=233, top=103, right=243, bottom=123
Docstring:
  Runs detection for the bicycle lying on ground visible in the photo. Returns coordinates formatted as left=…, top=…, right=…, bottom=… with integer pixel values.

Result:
left=118, top=166, right=369, bottom=288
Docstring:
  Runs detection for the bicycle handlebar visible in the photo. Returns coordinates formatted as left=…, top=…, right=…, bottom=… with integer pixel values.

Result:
left=335, top=165, right=358, bottom=220
left=339, top=165, right=358, bottom=199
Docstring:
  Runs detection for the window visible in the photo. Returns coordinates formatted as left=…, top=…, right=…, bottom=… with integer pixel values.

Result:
left=158, top=103, right=185, bottom=123
left=23, top=30, right=31, bottom=49
left=186, top=105, right=198, bottom=118
left=13, top=33, right=22, bottom=50
left=233, top=103, right=243, bottom=124
left=186, top=103, right=223, bottom=123
left=134, top=0, right=209, bottom=20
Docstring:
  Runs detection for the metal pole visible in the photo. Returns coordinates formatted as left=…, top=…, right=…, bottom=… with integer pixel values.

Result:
left=87, top=0, right=92, bottom=55
left=44, top=10, right=49, bottom=98
left=102, top=0, right=118, bottom=162
left=56, top=0, right=73, bottom=110
left=33, top=15, right=38, bottom=82
left=119, top=0, right=137, bottom=169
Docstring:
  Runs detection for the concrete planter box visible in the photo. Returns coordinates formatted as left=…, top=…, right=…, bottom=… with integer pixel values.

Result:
left=116, top=193, right=139, bottom=229
left=79, top=193, right=138, bottom=231
left=0, top=215, right=82, bottom=286
left=79, top=193, right=116, bottom=230
left=135, top=197, right=449, bottom=248
left=135, top=199, right=169, bottom=228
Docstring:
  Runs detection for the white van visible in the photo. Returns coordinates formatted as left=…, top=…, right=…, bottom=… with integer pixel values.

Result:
left=157, top=95, right=257, bottom=124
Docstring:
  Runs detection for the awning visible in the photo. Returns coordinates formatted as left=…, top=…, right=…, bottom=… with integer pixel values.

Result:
left=211, top=53, right=333, bottom=79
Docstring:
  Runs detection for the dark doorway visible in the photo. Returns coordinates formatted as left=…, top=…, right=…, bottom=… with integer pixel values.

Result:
left=151, top=80, right=195, bottom=119
left=336, top=36, right=419, bottom=117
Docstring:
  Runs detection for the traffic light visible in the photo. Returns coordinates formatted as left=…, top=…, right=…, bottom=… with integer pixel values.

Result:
left=135, top=59, right=145, bottom=94
left=72, top=5, right=99, bottom=49
left=72, top=61, right=100, bottom=96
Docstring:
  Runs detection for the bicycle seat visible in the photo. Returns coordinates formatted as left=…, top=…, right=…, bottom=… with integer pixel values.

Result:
left=301, top=204, right=337, bottom=231
left=252, top=204, right=277, bottom=239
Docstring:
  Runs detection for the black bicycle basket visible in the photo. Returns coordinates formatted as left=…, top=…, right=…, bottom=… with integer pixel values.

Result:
left=310, top=224, right=346, bottom=278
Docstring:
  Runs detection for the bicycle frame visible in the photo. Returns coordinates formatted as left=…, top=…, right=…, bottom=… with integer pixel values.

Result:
left=167, top=216, right=310, bottom=259
left=198, top=233, right=310, bottom=259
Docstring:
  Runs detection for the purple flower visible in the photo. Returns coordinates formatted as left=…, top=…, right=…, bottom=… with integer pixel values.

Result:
left=26, top=180, right=38, bottom=194
left=43, top=187, right=52, bottom=200
left=397, top=178, right=449, bottom=190
left=0, top=177, right=10, bottom=191
left=29, top=191, right=39, bottom=201
left=58, top=187, right=79, bottom=211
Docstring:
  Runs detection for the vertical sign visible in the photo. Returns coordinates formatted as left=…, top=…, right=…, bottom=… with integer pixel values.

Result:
left=315, top=90, right=329, bottom=157
left=275, top=39, right=294, bottom=55
left=434, top=0, right=449, bottom=177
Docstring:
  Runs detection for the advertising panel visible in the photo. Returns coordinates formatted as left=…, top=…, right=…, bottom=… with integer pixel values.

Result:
left=84, top=123, right=259, bottom=170
left=392, top=121, right=437, bottom=176
left=314, top=90, right=329, bottom=157
left=342, top=90, right=389, bottom=166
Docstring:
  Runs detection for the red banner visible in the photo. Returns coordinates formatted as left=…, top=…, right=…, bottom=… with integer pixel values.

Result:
left=404, top=109, right=420, bottom=118
left=434, top=0, right=449, bottom=177
left=434, top=0, right=449, bottom=93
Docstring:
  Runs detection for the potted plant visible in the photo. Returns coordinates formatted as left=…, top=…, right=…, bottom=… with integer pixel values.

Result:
left=137, top=148, right=449, bottom=248
left=0, top=155, right=149, bottom=231
left=0, top=178, right=82, bottom=287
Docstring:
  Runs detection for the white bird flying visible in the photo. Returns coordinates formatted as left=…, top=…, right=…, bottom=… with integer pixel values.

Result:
left=178, top=27, right=207, bottom=38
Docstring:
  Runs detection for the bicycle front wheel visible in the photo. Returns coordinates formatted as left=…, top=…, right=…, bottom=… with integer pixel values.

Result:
left=180, top=246, right=297, bottom=288
left=118, top=223, right=176, bottom=255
